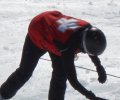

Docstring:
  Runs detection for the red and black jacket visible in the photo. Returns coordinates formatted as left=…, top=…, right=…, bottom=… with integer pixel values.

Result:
left=28, top=10, right=90, bottom=56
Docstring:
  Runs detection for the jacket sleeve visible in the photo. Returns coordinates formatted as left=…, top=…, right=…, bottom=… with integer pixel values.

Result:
left=61, top=49, right=89, bottom=95
left=89, top=55, right=107, bottom=83
left=88, top=55, right=105, bottom=70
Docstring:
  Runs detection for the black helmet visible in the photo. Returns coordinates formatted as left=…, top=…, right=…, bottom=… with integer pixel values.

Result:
left=82, top=27, right=107, bottom=56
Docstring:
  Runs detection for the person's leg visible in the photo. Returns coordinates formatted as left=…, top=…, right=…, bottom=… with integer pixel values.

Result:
left=48, top=53, right=67, bottom=100
left=0, top=35, right=46, bottom=99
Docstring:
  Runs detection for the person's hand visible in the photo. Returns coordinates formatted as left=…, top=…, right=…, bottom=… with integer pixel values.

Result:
left=97, top=65, right=107, bottom=83
left=85, top=91, right=108, bottom=100
left=95, top=97, right=108, bottom=100
left=85, top=91, right=96, bottom=100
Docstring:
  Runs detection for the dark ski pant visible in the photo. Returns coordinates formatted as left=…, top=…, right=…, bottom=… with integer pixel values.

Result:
left=0, top=35, right=67, bottom=100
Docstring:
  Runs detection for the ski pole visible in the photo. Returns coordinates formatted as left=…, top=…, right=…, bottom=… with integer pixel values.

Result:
left=76, top=66, right=120, bottom=79
left=40, top=58, right=120, bottom=79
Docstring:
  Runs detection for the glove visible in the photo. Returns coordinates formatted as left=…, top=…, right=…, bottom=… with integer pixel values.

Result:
left=85, top=91, right=96, bottom=100
left=85, top=91, right=108, bottom=100
left=97, top=65, right=107, bottom=83
left=95, top=97, right=108, bottom=100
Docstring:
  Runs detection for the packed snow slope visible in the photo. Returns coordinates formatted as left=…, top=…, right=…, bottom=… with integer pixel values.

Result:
left=0, top=0, right=120, bottom=100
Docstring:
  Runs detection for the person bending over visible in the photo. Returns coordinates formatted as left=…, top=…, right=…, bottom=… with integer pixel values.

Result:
left=0, top=11, right=107, bottom=100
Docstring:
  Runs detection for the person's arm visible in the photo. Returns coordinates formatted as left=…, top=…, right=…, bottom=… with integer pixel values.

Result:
left=89, top=55, right=107, bottom=83
left=61, top=49, right=96, bottom=99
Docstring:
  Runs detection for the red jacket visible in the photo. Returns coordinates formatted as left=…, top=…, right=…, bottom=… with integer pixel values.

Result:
left=28, top=11, right=90, bottom=56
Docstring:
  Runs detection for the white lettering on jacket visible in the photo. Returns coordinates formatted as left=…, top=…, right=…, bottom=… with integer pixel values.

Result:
left=57, top=18, right=80, bottom=33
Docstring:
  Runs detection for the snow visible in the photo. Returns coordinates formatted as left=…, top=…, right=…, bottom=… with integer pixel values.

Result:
left=0, top=0, right=120, bottom=100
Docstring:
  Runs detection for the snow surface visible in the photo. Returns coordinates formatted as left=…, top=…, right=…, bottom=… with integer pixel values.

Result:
left=0, top=0, right=120, bottom=100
